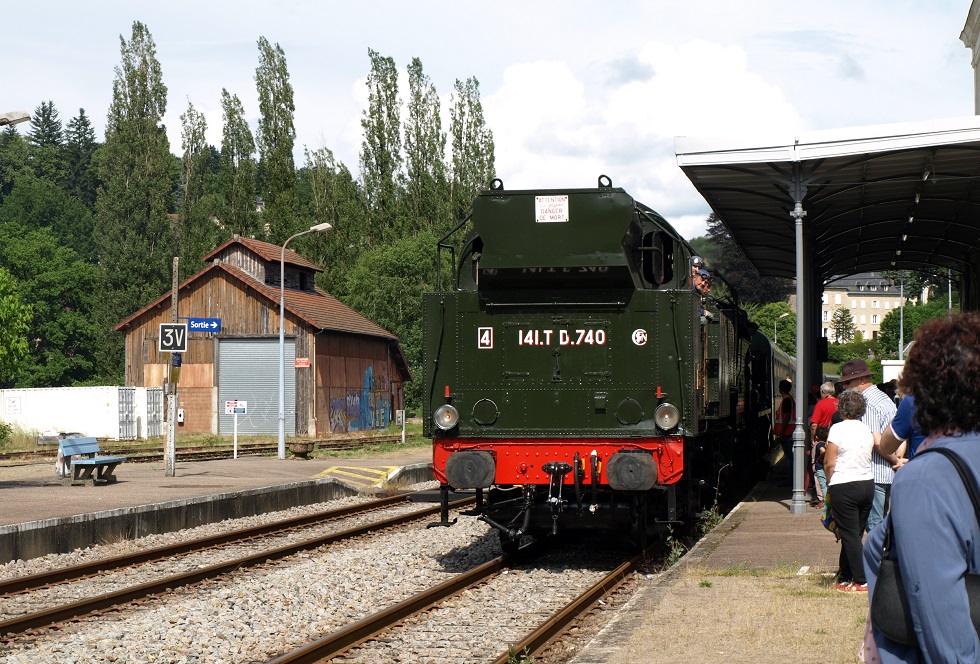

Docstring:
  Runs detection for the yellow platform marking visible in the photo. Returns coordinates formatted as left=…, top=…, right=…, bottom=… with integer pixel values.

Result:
left=315, top=465, right=399, bottom=488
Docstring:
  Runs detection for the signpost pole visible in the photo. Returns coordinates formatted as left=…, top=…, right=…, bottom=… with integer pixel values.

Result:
left=166, top=258, right=179, bottom=478
left=233, top=413, right=238, bottom=459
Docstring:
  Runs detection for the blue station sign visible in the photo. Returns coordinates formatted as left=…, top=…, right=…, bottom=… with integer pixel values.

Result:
left=187, top=317, right=222, bottom=333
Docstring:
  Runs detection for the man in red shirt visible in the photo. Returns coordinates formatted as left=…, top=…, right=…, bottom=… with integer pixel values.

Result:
left=809, top=381, right=838, bottom=505
left=810, top=381, right=839, bottom=433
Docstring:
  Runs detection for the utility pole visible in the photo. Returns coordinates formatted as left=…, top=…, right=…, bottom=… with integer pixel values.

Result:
left=166, top=257, right=179, bottom=477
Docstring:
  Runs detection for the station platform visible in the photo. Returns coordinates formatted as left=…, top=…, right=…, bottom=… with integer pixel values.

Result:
left=0, top=446, right=433, bottom=562
left=571, top=480, right=868, bottom=664
left=1, top=453, right=868, bottom=662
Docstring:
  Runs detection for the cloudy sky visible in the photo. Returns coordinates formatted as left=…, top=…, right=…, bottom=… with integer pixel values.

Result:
left=4, top=1, right=975, bottom=238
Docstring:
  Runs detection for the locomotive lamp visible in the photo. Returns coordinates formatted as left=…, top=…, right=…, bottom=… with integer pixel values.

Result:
left=433, top=404, right=460, bottom=430
left=655, top=402, right=680, bottom=430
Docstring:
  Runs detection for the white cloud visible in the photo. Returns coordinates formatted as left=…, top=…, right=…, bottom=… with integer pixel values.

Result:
left=484, top=40, right=805, bottom=239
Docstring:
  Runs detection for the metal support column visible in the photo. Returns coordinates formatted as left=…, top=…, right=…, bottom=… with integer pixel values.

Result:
left=789, top=167, right=808, bottom=515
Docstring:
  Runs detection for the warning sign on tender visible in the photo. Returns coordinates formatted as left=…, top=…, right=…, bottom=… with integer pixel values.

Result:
left=535, top=195, right=569, bottom=223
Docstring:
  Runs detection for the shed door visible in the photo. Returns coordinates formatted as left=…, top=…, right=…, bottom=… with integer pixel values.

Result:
left=218, top=338, right=295, bottom=435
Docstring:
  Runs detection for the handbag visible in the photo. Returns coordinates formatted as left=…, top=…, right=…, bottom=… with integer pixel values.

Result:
left=821, top=492, right=840, bottom=541
left=870, top=446, right=980, bottom=645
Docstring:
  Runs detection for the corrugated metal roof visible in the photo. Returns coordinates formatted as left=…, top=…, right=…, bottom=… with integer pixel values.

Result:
left=675, top=115, right=980, bottom=283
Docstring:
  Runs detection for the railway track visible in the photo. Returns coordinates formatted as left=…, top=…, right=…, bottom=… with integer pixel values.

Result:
left=0, top=435, right=406, bottom=466
left=0, top=493, right=474, bottom=639
left=269, top=541, right=644, bottom=663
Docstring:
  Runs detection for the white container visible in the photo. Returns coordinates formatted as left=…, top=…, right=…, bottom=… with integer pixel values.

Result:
left=0, top=386, right=159, bottom=440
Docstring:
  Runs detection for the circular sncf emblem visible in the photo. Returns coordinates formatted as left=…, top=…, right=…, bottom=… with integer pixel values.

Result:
left=632, top=329, right=648, bottom=346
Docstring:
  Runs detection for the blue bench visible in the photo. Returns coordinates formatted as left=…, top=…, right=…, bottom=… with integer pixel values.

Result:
left=58, top=438, right=127, bottom=486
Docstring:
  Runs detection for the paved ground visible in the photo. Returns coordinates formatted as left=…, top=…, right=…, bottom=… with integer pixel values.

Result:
left=0, top=446, right=432, bottom=526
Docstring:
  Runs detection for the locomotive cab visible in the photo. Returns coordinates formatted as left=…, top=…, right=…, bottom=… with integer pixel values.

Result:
left=423, top=176, right=754, bottom=549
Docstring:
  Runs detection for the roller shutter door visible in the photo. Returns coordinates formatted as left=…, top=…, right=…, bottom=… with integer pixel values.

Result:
left=218, top=338, right=295, bottom=435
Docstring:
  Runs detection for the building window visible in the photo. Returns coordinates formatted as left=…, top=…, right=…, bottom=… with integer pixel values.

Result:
left=872, top=314, right=879, bottom=324
left=822, top=293, right=828, bottom=304
left=835, top=293, right=842, bottom=305
left=895, top=300, right=901, bottom=308
left=884, top=301, right=890, bottom=309
left=870, top=284, right=878, bottom=291
left=871, top=300, right=879, bottom=308
left=851, top=300, right=856, bottom=308
left=860, top=315, right=867, bottom=325
left=861, top=300, right=866, bottom=309
left=823, top=310, right=830, bottom=322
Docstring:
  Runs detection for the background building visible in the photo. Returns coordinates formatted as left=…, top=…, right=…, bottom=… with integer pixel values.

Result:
left=115, top=236, right=411, bottom=437
left=819, top=272, right=926, bottom=342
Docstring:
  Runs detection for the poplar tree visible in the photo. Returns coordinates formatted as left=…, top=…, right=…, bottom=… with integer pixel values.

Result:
left=178, top=99, right=221, bottom=276
left=64, top=109, right=99, bottom=210
left=449, top=77, right=495, bottom=223
left=359, top=48, right=403, bottom=244
left=219, top=89, right=258, bottom=238
left=301, top=146, right=365, bottom=292
left=94, top=21, right=174, bottom=380
left=255, top=36, right=297, bottom=243
left=404, top=57, right=449, bottom=233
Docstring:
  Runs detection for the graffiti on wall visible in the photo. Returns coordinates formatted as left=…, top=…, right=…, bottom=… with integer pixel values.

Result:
left=328, top=365, right=392, bottom=433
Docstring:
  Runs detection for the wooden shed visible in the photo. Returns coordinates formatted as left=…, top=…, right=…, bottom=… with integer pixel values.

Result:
left=114, top=236, right=411, bottom=437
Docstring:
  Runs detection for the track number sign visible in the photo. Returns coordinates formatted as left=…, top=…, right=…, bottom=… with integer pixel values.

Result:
left=159, top=323, right=188, bottom=353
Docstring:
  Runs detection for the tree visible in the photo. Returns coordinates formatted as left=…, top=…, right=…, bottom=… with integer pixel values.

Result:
left=64, top=109, right=100, bottom=210
left=359, top=48, right=403, bottom=244
left=94, top=20, right=175, bottom=381
left=300, top=146, right=366, bottom=292
left=831, top=306, right=856, bottom=343
left=178, top=99, right=222, bottom=277
left=255, top=36, right=297, bottom=243
left=753, top=302, right=797, bottom=358
left=26, top=100, right=66, bottom=184
left=0, top=127, right=30, bottom=203
left=340, top=231, right=438, bottom=410
left=0, top=177, right=96, bottom=261
left=0, top=267, right=31, bottom=387
left=449, top=76, right=494, bottom=223
left=404, top=57, right=449, bottom=233
left=218, top=89, right=258, bottom=237
left=0, top=222, right=101, bottom=387
left=877, top=299, right=954, bottom=358
left=694, top=213, right=792, bottom=306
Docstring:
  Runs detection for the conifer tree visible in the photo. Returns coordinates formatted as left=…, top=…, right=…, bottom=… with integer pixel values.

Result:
left=64, top=109, right=100, bottom=210
left=27, top=101, right=66, bottom=184
left=94, top=21, right=174, bottom=381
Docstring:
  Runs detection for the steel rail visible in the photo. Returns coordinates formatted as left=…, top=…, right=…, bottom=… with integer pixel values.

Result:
left=265, top=550, right=528, bottom=664
left=0, top=498, right=474, bottom=637
left=489, top=552, right=641, bottom=664
left=0, top=494, right=413, bottom=595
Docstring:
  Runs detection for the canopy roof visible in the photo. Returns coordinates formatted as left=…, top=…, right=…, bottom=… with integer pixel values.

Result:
left=675, top=115, right=980, bottom=284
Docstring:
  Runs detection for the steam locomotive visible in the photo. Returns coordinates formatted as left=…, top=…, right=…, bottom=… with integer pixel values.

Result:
left=422, top=176, right=775, bottom=550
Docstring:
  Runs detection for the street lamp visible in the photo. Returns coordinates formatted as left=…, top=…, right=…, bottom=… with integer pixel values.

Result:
left=774, top=312, right=790, bottom=349
left=0, top=111, right=30, bottom=127
left=279, top=222, right=332, bottom=459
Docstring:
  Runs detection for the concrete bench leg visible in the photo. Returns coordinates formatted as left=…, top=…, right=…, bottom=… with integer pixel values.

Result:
left=65, top=465, right=96, bottom=487
left=98, top=464, right=121, bottom=483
